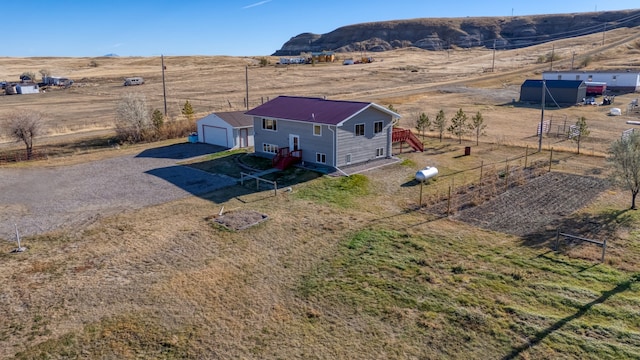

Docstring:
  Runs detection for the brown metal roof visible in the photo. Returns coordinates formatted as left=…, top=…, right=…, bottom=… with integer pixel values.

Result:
left=214, top=111, right=253, bottom=128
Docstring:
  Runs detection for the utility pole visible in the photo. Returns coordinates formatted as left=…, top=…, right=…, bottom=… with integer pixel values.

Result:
left=539, top=80, right=546, bottom=152
left=491, top=39, right=496, bottom=72
left=245, top=65, right=249, bottom=111
left=161, top=55, right=167, bottom=116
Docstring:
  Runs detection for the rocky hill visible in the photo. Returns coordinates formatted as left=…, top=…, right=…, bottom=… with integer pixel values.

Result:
left=273, top=9, right=640, bottom=55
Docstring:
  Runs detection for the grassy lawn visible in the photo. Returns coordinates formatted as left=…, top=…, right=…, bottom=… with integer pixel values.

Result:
left=2, top=144, right=640, bottom=359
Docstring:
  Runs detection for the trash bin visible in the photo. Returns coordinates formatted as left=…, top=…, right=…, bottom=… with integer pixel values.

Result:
left=188, top=134, right=198, bottom=143
left=464, top=146, right=471, bottom=156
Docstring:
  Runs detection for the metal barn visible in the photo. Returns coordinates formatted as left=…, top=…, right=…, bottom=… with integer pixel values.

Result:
left=519, top=80, right=586, bottom=105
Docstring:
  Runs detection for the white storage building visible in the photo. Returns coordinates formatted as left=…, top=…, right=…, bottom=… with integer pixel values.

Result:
left=543, top=70, right=640, bottom=93
left=196, top=111, right=254, bottom=149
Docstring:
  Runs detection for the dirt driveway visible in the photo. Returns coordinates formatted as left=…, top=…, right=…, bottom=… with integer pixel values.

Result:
left=0, top=143, right=236, bottom=241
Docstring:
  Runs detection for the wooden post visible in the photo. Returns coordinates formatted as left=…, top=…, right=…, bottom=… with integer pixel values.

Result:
left=549, top=147, right=553, bottom=172
left=602, top=239, right=607, bottom=263
left=524, top=146, right=529, bottom=169
left=555, top=229, right=560, bottom=251
left=504, top=159, right=509, bottom=191
left=447, top=186, right=451, bottom=216
left=479, top=160, right=484, bottom=184
left=419, top=181, right=424, bottom=208
left=274, top=181, right=278, bottom=197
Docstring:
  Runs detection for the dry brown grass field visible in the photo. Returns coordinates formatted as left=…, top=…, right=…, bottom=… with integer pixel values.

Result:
left=1, top=28, right=640, bottom=359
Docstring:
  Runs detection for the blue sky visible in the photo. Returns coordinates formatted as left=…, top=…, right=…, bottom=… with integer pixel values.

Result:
left=1, top=1, right=637, bottom=57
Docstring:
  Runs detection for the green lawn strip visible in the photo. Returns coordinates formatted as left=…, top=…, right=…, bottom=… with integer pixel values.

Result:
left=297, top=227, right=640, bottom=358
left=294, top=174, right=369, bottom=208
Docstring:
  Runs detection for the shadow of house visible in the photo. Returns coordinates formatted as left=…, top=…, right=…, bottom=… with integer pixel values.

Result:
left=145, top=166, right=239, bottom=201
left=136, top=143, right=227, bottom=160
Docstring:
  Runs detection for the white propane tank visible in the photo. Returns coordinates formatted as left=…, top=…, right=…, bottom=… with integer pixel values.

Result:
left=415, top=166, right=438, bottom=182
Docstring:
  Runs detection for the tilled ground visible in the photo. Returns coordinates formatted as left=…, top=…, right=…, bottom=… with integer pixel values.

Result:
left=454, top=172, right=609, bottom=237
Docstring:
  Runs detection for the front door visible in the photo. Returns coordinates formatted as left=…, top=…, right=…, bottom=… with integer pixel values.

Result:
left=289, top=134, right=300, bottom=151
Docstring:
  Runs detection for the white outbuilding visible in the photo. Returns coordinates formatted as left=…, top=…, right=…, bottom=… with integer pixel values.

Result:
left=196, top=111, right=254, bottom=149
left=543, top=70, right=640, bottom=93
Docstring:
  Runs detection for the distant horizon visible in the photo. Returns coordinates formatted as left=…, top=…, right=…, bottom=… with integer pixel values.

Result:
left=0, top=1, right=638, bottom=57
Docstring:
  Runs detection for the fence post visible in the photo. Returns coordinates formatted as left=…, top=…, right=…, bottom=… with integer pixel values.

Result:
left=548, top=148, right=553, bottom=173
left=274, top=181, right=278, bottom=197
left=447, top=186, right=451, bottom=216
left=504, top=159, right=509, bottom=191
left=524, top=146, right=529, bottom=169
left=555, top=229, right=560, bottom=251
left=479, top=160, right=484, bottom=184
left=602, top=239, right=607, bottom=263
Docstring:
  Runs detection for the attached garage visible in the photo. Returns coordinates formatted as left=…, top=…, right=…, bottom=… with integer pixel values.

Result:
left=196, top=111, right=254, bottom=149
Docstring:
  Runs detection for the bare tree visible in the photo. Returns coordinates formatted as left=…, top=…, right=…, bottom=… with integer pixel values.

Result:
left=115, top=92, right=150, bottom=143
left=4, top=110, right=44, bottom=160
left=608, top=131, right=640, bottom=209
left=39, top=69, right=51, bottom=83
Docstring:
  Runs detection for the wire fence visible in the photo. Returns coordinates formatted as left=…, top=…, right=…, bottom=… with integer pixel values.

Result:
left=417, top=146, right=608, bottom=216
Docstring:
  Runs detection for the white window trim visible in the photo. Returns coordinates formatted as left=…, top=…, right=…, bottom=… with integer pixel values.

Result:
left=345, top=153, right=352, bottom=165
left=376, top=147, right=385, bottom=158
left=374, top=121, right=383, bottom=134
left=262, top=143, right=279, bottom=154
left=313, top=124, right=322, bottom=136
left=316, top=152, right=326, bottom=164
left=355, top=123, right=365, bottom=136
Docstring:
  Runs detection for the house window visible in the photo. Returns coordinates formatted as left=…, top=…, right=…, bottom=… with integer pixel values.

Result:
left=575, top=75, right=580, bottom=80
left=262, top=143, right=279, bottom=154
left=345, top=154, right=351, bottom=164
left=587, top=75, right=593, bottom=82
left=376, top=147, right=384, bottom=158
left=316, top=152, right=326, bottom=164
left=262, top=118, right=277, bottom=131
left=374, top=121, right=383, bottom=134
left=557, top=75, right=562, bottom=80
left=355, top=123, right=365, bottom=136
left=313, top=124, right=322, bottom=136
left=612, top=75, right=617, bottom=80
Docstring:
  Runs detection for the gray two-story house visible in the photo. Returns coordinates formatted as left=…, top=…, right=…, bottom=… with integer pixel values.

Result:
left=246, top=96, right=401, bottom=171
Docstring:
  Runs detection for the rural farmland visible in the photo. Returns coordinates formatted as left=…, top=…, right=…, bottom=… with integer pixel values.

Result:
left=0, top=26, right=640, bottom=359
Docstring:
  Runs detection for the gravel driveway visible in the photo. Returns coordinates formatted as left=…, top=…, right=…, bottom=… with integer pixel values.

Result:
left=0, top=143, right=236, bottom=241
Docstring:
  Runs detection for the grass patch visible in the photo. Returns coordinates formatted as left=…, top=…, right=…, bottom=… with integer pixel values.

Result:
left=298, top=226, right=640, bottom=359
left=294, top=174, right=369, bottom=207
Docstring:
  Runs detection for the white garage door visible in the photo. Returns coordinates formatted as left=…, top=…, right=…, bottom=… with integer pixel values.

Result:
left=202, top=125, right=228, bottom=147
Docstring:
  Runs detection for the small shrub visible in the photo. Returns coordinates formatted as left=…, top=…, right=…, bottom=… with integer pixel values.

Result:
left=579, top=55, right=593, bottom=68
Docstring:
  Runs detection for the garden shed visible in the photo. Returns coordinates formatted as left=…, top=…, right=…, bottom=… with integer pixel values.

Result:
left=196, top=111, right=254, bottom=149
left=519, top=80, right=586, bottom=105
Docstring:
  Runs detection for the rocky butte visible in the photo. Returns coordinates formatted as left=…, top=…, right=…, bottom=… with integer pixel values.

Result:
left=273, top=9, right=640, bottom=56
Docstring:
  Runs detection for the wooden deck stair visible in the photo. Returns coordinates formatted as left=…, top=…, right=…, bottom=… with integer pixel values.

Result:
left=392, top=128, right=424, bottom=152
left=272, top=147, right=303, bottom=170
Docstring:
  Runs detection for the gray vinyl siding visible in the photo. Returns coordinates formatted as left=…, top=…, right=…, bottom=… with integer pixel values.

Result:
left=336, top=107, right=392, bottom=167
left=252, top=116, right=335, bottom=164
